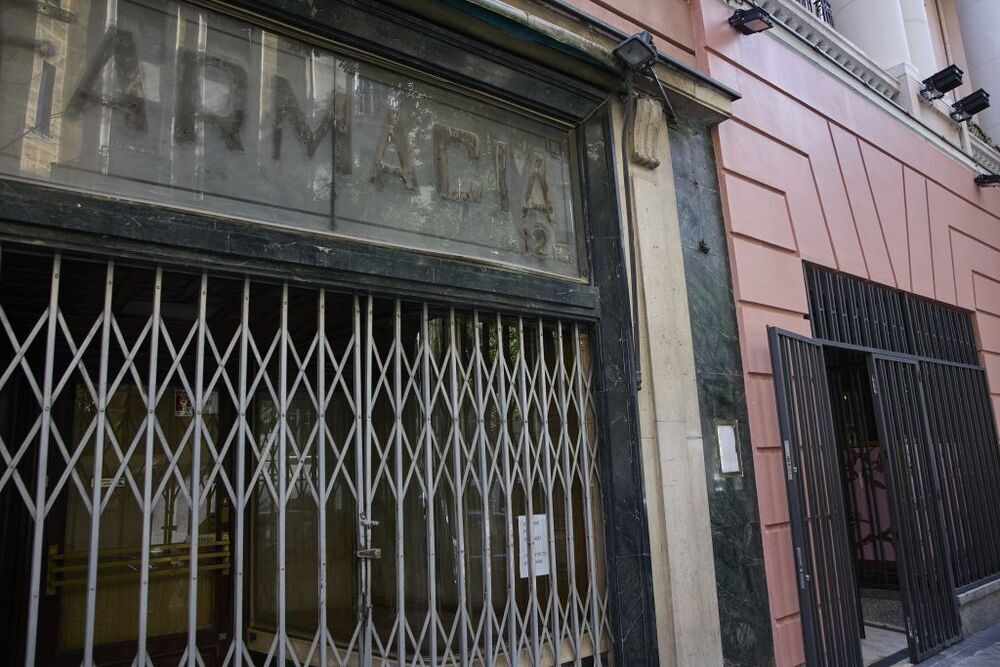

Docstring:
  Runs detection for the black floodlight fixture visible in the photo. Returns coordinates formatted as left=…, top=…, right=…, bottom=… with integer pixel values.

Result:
left=976, top=174, right=1000, bottom=188
left=951, top=89, right=991, bottom=122
left=613, top=31, right=657, bottom=72
left=921, top=65, right=964, bottom=101
left=729, top=6, right=774, bottom=35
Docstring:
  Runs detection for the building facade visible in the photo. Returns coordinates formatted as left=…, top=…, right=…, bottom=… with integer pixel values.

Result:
left=549, top=0, right=1000, bottom=664
left=687, top=0, right=1000, bottom=665
left=0, top=0, right=739, bottom=665
left=2, top=0, right=999, bottom=666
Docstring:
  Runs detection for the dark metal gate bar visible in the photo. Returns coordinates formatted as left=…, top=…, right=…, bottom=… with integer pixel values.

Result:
left=769, top=327, right=863, bottom=667
left=0, top=246, right=609, bottom=667
left=804, top=264, right=979, bottom=366
left=921, top=362, right=1000, bottom=590
left=804, top=264, right=910, bottom=355
left=867, top=356, right=961, bottom=662
left=903, top=297, right=978, bottom=366
left=806, top=263, right=1000, bottom=596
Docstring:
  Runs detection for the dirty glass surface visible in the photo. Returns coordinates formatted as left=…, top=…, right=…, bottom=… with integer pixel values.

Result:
left=0, top=0, right=584, bottom=278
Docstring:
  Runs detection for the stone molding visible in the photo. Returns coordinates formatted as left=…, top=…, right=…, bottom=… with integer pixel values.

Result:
left=972, top=135, right=1000, bottom=176
left=629, top=97, right=665, bottom=169
left=757, top=0, right=900, bottom=100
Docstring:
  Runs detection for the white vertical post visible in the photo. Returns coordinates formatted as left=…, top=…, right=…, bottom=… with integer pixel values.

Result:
left=516, top=317, right=539, bottom=664
left=23, top=254, right=61, bottom=667
left=829, top=0, right=911, bottom=72
left=448, top=308, right=470, bottom=666
left=358, top=296, right=371, bottom=663
left=393, top=300, right=406, bottom=665
left=956, top=0, right=1000, bottom=139
left=899, top=0, right=939, bottom=79
left=317, top=290, right=329, bottom=667
left=364, top=295, right=373, bottom=662
left=494, top=315, right=518, bottom=663
left=537, top=319, right=562, bottom=660
left=82, top=261, right=115, bottom=666
left=278, top=283, right=289, bottom=665
left=421, top=304, right=438, bottom=665
left=136, top=267, right=164, bottom=667
left=187, top=272, right=208, bottom=665
left=472, top=311, right=494, bottom=665
left=234, top=279, right=250, bottom=667
left=556, top=323, right=581, bottom=661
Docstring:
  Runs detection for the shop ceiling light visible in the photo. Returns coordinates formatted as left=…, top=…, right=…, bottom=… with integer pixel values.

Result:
left=729, top=6, right=774, bottom=35
left=921, top=65, right=964, bottom=101
left=613, top=31, right=657, bottom=72
left=951, top=89, right=991, bottom=122
left=976, top=174, right=1000, bottom=188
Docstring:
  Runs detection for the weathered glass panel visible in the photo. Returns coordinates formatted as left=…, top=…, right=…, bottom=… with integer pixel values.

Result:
left=0, top=0, right=584, bottom=278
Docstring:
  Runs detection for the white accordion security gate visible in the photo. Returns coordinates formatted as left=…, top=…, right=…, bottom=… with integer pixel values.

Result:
left=0, top=246, right=609, bottom=666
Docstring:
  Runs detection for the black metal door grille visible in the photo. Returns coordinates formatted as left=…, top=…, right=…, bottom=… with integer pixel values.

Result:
left=806, top=263, right=1000, bottom=592
left=867, top=356, right=961, bottom=661
left=905, top=298, right=978, bottom=366
left=769, top=328, right=863, bottom=667
left=921, top=362, right=1000, bottom=590
left=804, top=264, right=978, bottom=365
left=805, top=264, right=910, bottom=355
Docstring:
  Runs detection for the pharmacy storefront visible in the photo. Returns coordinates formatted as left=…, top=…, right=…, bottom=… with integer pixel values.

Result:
left=0, top=0, right=655, bottom=665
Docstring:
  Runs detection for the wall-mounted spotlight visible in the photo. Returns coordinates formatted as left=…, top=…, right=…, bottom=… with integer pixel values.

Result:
left=729, top=6, right=774, bottom=35
left=976, top=174, right=1000, bottom=188
left=951, top=89, right=990, bottom=122
left=613, top=31, right=657, bottom=72
left=921, top=65, right=964, bottom=101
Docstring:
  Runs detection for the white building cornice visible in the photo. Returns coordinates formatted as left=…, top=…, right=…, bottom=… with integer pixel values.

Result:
left=720, top=0, right=997, bottom=175
left=971, top=135, right=1000, bottom=176
left=757, top=0, right=900, bottom=100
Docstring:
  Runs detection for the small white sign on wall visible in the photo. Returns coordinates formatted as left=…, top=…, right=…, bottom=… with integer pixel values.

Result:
left=716, top=420, right=743, bottom=476
left=518, top=514, right=550, bottom=578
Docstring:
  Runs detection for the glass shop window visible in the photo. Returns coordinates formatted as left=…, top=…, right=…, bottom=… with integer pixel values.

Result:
left=0, top=0, right=586, bottom=279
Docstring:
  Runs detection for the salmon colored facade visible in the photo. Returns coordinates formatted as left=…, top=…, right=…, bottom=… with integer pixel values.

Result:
left=560, top=0, right=1000, bottom=664
left=560, top=0, right=697, bottom=66
left=691, top=2, right=1000, bottom=663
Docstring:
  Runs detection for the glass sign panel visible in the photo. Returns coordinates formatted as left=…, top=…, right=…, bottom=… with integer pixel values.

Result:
left=0, top=0, right=584, bottom=278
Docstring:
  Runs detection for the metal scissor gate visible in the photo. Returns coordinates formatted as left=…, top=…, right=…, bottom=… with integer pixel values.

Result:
left=0, top=246, right=610, bottom=666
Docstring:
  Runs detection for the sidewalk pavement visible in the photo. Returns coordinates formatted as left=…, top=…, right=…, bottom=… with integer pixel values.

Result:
left=896, top=623, right=1000, bottom=666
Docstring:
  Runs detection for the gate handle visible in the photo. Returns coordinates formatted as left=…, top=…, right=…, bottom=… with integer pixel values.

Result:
left=356, top=548, right=382, bottom=560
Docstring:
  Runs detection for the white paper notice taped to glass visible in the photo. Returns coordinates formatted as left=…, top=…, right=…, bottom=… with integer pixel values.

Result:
left=518, top=514, right=550, bottom=578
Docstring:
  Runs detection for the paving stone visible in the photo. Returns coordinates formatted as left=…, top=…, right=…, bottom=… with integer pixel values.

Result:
left=894, top=622, right=1000, bottom=665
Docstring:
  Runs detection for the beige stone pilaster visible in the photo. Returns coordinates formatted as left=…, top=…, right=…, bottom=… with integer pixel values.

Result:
left=614, top=97, right=724, bottom=667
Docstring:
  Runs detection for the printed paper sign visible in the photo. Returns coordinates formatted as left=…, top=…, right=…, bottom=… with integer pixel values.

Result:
left=518, top=514, right=550, bottom=578
left=175, top=390, right=193, bottom=417
left=175, top=389, right=219, bottom=417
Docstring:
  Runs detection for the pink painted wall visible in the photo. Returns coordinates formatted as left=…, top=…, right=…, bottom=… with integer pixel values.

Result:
left=562, top=0, right=697, bottom=66
left=687, top=2, right=1000, bottom=664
